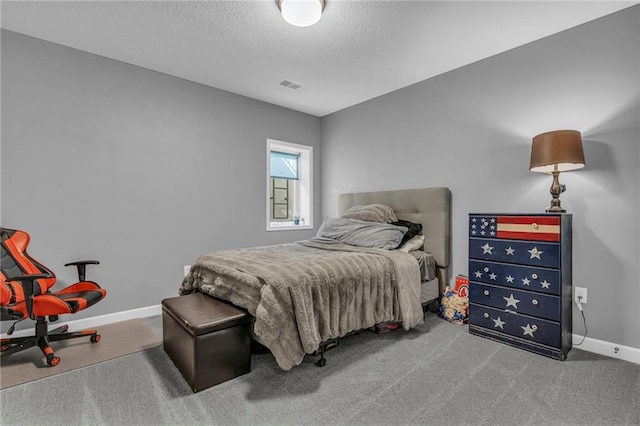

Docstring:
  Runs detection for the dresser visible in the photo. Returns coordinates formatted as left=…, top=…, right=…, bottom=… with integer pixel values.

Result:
left=468, top=214, right=572, bottom=360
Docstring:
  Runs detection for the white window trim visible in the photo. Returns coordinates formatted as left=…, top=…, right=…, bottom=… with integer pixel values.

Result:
left=266, top=139, right=313, bottom=231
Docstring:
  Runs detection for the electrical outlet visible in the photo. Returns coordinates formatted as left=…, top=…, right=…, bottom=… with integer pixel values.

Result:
left=184, top=265, right=191, bottom=276
left=575, top=286, right=588, bottom=304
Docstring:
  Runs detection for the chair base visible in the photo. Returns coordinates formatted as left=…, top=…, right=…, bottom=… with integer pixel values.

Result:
left=0, top=317, right=100, bottom=366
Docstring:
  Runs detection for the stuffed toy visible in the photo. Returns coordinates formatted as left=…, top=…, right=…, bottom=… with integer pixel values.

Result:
left=438, top=286, right=469, bottom=325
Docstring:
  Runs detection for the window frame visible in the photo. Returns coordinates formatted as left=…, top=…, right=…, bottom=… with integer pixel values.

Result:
left=266, top=139, right=313, bottom=231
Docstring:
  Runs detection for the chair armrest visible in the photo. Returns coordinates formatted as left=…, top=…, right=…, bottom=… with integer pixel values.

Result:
left=64, top=260, right=100, bottom=282
left=5, top=274, right=51, bottom=318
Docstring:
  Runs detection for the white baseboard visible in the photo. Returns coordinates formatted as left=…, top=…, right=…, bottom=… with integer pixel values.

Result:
left=573, top=334, right=640, bottom=365
left=1, top=304, right=162, bottom=339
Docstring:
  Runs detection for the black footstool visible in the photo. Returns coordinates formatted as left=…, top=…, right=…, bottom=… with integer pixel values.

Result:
left=162, top=292, right=253, bottom=392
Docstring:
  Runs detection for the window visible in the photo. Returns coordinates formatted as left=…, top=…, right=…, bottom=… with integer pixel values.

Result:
left=267, top=139, right=313, bottom=231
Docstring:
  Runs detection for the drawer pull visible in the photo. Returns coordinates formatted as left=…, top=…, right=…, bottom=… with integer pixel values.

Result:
left=483, top=313, right=489, bottom=318
left=483, top=290, right=490, bottom=296
left=532, top=222, right=539, bottom=229
left=484, top=267, right=489, bottom=273
left=532, top=324, right=538, bottom=331
left=532, top=299, right=539, bottom=305
left=532, top=273, right=538, bottom=280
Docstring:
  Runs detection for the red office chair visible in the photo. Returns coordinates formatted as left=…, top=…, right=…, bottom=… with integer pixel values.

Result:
left=1, top=227, right=107, bottom=366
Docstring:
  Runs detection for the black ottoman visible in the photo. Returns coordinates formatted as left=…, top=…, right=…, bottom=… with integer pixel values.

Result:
left=162, top=293, right=253, bottom=392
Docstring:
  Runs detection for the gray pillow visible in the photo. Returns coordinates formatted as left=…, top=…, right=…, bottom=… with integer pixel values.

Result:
left=316, top=218, right=406, bottom=250
left=341, top=204, right=398, bottom=223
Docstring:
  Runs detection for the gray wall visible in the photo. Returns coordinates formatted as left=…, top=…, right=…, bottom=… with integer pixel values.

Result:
left=321, top=7, right=640, bottom=349
left=1, top=30, right=321, bottom=321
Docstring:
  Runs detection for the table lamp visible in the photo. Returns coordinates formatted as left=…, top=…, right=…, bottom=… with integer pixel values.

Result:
left=529, top=130, right=585, bottom=212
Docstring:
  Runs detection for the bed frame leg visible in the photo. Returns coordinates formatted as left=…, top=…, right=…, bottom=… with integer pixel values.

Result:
left=315, top=350, right=327, bottom=367
left=314, top=338, right=338, bottom=367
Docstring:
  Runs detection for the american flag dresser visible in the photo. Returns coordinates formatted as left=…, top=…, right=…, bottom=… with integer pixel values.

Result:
left=468, top=214, right=573, bottom=360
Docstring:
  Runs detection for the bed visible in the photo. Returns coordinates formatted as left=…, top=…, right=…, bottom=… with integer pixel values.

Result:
left=179, top=187, right=451, bottom=370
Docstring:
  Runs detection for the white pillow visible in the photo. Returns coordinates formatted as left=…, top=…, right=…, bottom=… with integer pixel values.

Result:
left=397, top=235, right=425, bottom=252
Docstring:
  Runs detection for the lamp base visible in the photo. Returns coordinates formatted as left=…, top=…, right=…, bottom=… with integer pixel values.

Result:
left=546, top=171, right=567, bottom=213
left=546, top=206, right=566, bottom=213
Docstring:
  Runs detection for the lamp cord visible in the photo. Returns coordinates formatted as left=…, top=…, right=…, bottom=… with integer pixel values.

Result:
left=574, top=308, right=587, bottom=346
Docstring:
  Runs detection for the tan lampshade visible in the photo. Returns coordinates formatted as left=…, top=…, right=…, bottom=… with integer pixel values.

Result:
left=530, top=130, right=586, bottom=173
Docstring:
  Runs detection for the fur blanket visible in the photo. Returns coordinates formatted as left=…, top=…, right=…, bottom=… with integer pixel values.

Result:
left=179, top=238, right=423, bottom=370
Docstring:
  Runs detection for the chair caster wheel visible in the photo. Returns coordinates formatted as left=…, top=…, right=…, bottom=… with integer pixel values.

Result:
left=316, top=358, right=326, bottom=367
left=90, top=334, right=101, bottom=343
left=47, top=355, right=61, bottom=367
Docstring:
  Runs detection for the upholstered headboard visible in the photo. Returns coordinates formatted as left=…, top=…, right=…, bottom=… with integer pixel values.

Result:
left=338, top=187, right=451, bottom=294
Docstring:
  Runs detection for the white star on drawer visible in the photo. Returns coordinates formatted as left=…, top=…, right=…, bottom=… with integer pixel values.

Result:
left=522, top=277, right=531, bottom=286
left=528, top=247, right=543, bottom=259
left=489, top=273, right=497, bottom=280
left=493, top=316, right=506, bottom=329
left=481, top=243, right=494, bottom=254
left=522, top=324, right=536, bottom=338
left=540, top=280, right=551, bottom=289
left=475, top=271, right=483, bottom=278
left=503, top=294, right=520, bottom=308
left=505, top=247, right=515, bottom=255
left=506, top=275, right=514, bottom=283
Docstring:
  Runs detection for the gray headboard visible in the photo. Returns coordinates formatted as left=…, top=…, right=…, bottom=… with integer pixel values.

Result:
left=338, top=187, right=451, bottom=294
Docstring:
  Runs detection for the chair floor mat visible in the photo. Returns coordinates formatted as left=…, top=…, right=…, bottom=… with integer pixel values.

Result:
left=0, top=318, right=160, bottom=389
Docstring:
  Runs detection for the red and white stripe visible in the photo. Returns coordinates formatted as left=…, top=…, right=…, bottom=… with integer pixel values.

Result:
left=496, top=216, right=560, bottom=242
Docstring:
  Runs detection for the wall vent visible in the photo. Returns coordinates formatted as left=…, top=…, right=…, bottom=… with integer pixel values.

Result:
left=279, top=80, right=302, bottom=90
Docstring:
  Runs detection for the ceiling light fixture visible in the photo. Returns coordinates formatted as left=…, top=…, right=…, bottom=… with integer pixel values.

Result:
left=277, top=0, right=325, bottom=27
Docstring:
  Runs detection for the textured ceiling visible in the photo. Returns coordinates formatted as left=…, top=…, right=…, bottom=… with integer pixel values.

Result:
left=1, top=1, right=637, bottom=117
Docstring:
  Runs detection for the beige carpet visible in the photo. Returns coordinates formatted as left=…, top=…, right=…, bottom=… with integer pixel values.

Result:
left=0, top=318, right=161, bottom=389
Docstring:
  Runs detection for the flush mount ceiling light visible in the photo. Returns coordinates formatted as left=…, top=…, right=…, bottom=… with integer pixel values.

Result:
left=277, top=0, right=325, bottom=27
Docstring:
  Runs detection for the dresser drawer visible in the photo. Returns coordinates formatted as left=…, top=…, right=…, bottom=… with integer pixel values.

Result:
left=469, top=260, right=560, bottom=296
left=469, top=303, right=561, bottom=348
left=469, top=215, right=560, bottom=242
left=469, top=282, right=561, bottom=321
left=469, top=237, right=560, bottom=269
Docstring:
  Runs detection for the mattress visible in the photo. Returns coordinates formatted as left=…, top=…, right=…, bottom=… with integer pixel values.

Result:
left=421, top=277, right=439, bottom=305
